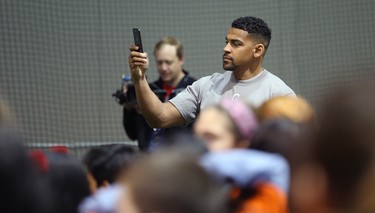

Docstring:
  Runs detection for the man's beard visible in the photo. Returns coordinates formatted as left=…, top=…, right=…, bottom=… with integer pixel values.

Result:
left=223, top=54, right=235, bottom=71
left=223, top=62, right=235, bottom=71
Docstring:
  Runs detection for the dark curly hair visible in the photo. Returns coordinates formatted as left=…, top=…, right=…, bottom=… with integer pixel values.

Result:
left=232, top=16, right=272, bottom=49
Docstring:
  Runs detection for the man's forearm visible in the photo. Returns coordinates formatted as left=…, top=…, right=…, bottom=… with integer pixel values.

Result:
left=133, top=78, right=166, bottom=128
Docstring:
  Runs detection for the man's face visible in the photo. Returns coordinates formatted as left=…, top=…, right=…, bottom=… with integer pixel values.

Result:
left=194, top=107, right=237, bottom=152
left=155, top=44, right=184, bottom=84
left=223, top=28, right=256, bottom=71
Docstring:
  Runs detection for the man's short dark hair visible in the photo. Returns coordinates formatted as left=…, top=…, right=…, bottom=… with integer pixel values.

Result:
left=232, top=16, right=272, bottom=50
left=83, top=144, right=137, bottom=186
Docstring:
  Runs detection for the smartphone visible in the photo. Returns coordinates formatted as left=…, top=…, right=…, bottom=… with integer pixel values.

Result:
left=132, top=28, right=143, bottom=53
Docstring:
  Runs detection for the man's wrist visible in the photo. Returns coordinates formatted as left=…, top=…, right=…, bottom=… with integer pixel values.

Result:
left=130, top=67, right=146, bottom=82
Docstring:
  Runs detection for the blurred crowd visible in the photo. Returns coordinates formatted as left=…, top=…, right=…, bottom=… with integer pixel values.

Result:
left=2, top=80, right=375, bottom=213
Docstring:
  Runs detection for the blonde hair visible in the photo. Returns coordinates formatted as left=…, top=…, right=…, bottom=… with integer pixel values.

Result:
left=256, top=95, right=314, bottom=124
left=154, top=36, right=183, bottom=60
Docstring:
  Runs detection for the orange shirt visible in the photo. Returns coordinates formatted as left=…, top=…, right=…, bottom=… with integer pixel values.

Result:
left=231, top=183, right=289, bottom=213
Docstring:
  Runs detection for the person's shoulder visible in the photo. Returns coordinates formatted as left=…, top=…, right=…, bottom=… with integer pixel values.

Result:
left=185, top=75, right=197, bottom=84
left=263, top=69, right=295, bottom=95
left=199, top=72, right=229, bottom=82
left=263, top=70, right=289, bottom=85
left=149, top=79, right=163, bottom=90
left=188, top=72, right=229, bottom=89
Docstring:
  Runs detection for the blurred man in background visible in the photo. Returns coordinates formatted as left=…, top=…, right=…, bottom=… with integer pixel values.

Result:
left=114, top=36, right=196, bottom=151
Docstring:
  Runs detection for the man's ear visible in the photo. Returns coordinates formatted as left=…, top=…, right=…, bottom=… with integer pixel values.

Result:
left=253, top=44, right=265, bottom=58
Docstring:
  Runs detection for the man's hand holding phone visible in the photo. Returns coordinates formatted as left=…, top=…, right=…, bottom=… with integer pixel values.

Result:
left=128, top=28, right=148, bottom=82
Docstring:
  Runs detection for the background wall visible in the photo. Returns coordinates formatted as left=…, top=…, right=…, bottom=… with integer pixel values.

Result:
left=1, top=0, right=374, bottom=148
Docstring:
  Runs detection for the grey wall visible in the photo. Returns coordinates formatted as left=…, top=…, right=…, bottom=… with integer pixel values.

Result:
left=1, top=0, right=374, bottom=144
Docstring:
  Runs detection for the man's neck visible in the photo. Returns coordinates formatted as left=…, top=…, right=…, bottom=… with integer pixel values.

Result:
left=232, top=58, right=264, bottom=80
left=233, top=65, right=263, bottom=80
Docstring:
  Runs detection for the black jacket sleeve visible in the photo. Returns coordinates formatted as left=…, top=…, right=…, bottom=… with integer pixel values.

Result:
left=122, top=106, right=138, bottom=141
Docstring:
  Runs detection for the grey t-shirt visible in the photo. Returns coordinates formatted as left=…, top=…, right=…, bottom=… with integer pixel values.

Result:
left=169, top=69, right=295, bottom=124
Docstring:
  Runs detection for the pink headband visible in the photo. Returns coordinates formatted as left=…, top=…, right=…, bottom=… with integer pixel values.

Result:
left=219, top=98, right=258, bottom=140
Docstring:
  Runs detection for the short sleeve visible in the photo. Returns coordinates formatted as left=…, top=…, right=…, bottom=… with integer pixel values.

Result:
left=169, top=77, right=209, bottom=124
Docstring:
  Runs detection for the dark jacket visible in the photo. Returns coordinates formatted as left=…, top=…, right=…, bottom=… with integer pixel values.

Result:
left=123, top=70, right=196, bottom=151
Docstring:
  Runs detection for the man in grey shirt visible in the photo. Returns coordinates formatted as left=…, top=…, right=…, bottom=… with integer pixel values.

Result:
left=128, top=16, right=295, bottom=128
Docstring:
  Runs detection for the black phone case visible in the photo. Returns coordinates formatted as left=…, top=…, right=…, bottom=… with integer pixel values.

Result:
left=132, top=28, right=143, bottom=53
